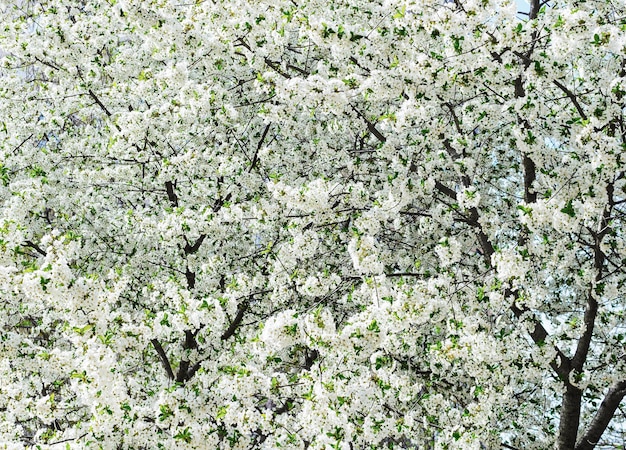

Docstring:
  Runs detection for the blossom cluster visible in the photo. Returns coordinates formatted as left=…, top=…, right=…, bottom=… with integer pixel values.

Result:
left=0, top=0, right=625, bottom=448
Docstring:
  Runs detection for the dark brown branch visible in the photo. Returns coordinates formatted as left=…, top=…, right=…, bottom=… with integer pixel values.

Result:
left=164, top=181, right=179, bottom=207
left=264, top=58, right=291, bottom=79
left=249, top=123, right=271, bottom=173
left=441, top=137, right=461, bottom=159
left=434, top=181, right=457, bottom=200
left=184, top=234, right=206, bottom=255
left=186, top=360, right=203, bottom=380
left=474, top=222, right=495, bottom=263
left=47, top=433, right=88, bottom=446
left=445, top=103, right=463, bottom=134
left=385, top=272, right=422, bottom=278
left=35, top=57, right=61, bottom=71
left=151, top=339, right=175, bottom=380
left=512, top=51, right=538, bottom=206
left=11, top=133, right=33, bottom=155
left=558, top=186, right=613, bottom=448
left=553, top=79, right=588, bottom=122
left=575, top=380, right=626, bottom=450
left=221, top=301, right=249, bottom=341
left=557, top=385, right=583, bottom=449
left=274, top=398, right=295, bottom=415
left=571, top=279, right=602, bottom=372
left=286, top=64, right=309, bottom=76
left=185, top=267, right=196, bottom=289
left=529, top=0, right=540, bottom=19
left=514, top=76, right=526, bottom=97
left=175, top=330, right=198, bottom=383
left=24, top=240, right=47, bottom=257
left=213, top=192, right=232, bottom=212
left=352, top=106, right=387, bottom=143
left=399, top=210, right=432, bottom=218
left=234, top=94, right=277, bottom=108
left=523, top=154, right=537, bottom=203
left=510, top=300, right=571, bottom=381
left=234, top=37, right=252, bottom=52
left=88, top=89, right=112, bottom=117
left=476, top=212, right=570, bottom=380
left=176, top=361, right=189, bottom=383
left=303, top=348, right=319, bottom=370
left=432, top=177, right=568, bottom=381
left=437, top=181, right=567, bottom=380
left=349, top=56, right=371, bottom=74
left=501, top=443, right=520, bottom=450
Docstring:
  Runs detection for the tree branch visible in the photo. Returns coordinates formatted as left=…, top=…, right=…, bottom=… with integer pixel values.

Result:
left=264, top=58, right=291, bottom=79
left=501, top=443, right=520, bottom=450
left=435, top=169, right=569, bottom=383
left=249, top=123, right=271, bottom=173
left=213, top=192, right=232, bottom=212
left=445, top=102, right=463, bottom=134
left=553, top=79, right=588, bottom=122
left=186, top=360, right=203, bottom=380
left=509, top=300, right=571, bottom=381
left=88, top=89, right=112, bottom=117
left=24, top=240, right=47, bottom=257
left=434, top=181, right=457, bottom=200
left=175, top=330, right=198, bottom=383
left=523, top=154, right=537, bottom=203
left=221, top=300, right=249, bottom=341
left=184, top=234, right=206, bottom=255
left=164, top=180, right=179, bottom=207
left=556, top=185, right=612, bottom=447
left=529, top=0, right=540, bottom=19
left=185, top=267, right=196, bottom=290
left=575, top=380, right=626, bottom=450
left=11, top=133, right=33, bottom=155
left=558, top=384, right=583, bottom=450
left=352, top=106, right=387, bottom=143
left=151, top=339, right=175, bottom=380
left=571, top=268, right=603, bottom=371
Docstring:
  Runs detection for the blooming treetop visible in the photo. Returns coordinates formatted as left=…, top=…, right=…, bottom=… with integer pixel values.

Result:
left=0, top=0, right=625, bottom=449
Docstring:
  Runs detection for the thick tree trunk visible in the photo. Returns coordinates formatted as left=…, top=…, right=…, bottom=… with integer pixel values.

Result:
left=557, top=385, right=583, bottom=450
left=575, top=380, right=626, bottom=450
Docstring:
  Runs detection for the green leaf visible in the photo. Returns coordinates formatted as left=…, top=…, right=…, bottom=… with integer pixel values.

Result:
left=174, top=427, right=192, bottom=443
left=216, top=405, right=228, bottom=420
left=392, top=5, right=406, bottom=19
left=73, top=324, right=93, bottom=335
left=560, top=200, right=575, bottom=217
left=367, top=320, right=380, bottom=332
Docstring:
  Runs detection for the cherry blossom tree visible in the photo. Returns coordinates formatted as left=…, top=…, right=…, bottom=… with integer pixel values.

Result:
left=0, top=0, right=625, bottom=448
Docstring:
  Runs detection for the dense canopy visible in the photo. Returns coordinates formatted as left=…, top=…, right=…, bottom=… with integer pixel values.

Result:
left=0, top=0, right=625, bottom=448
